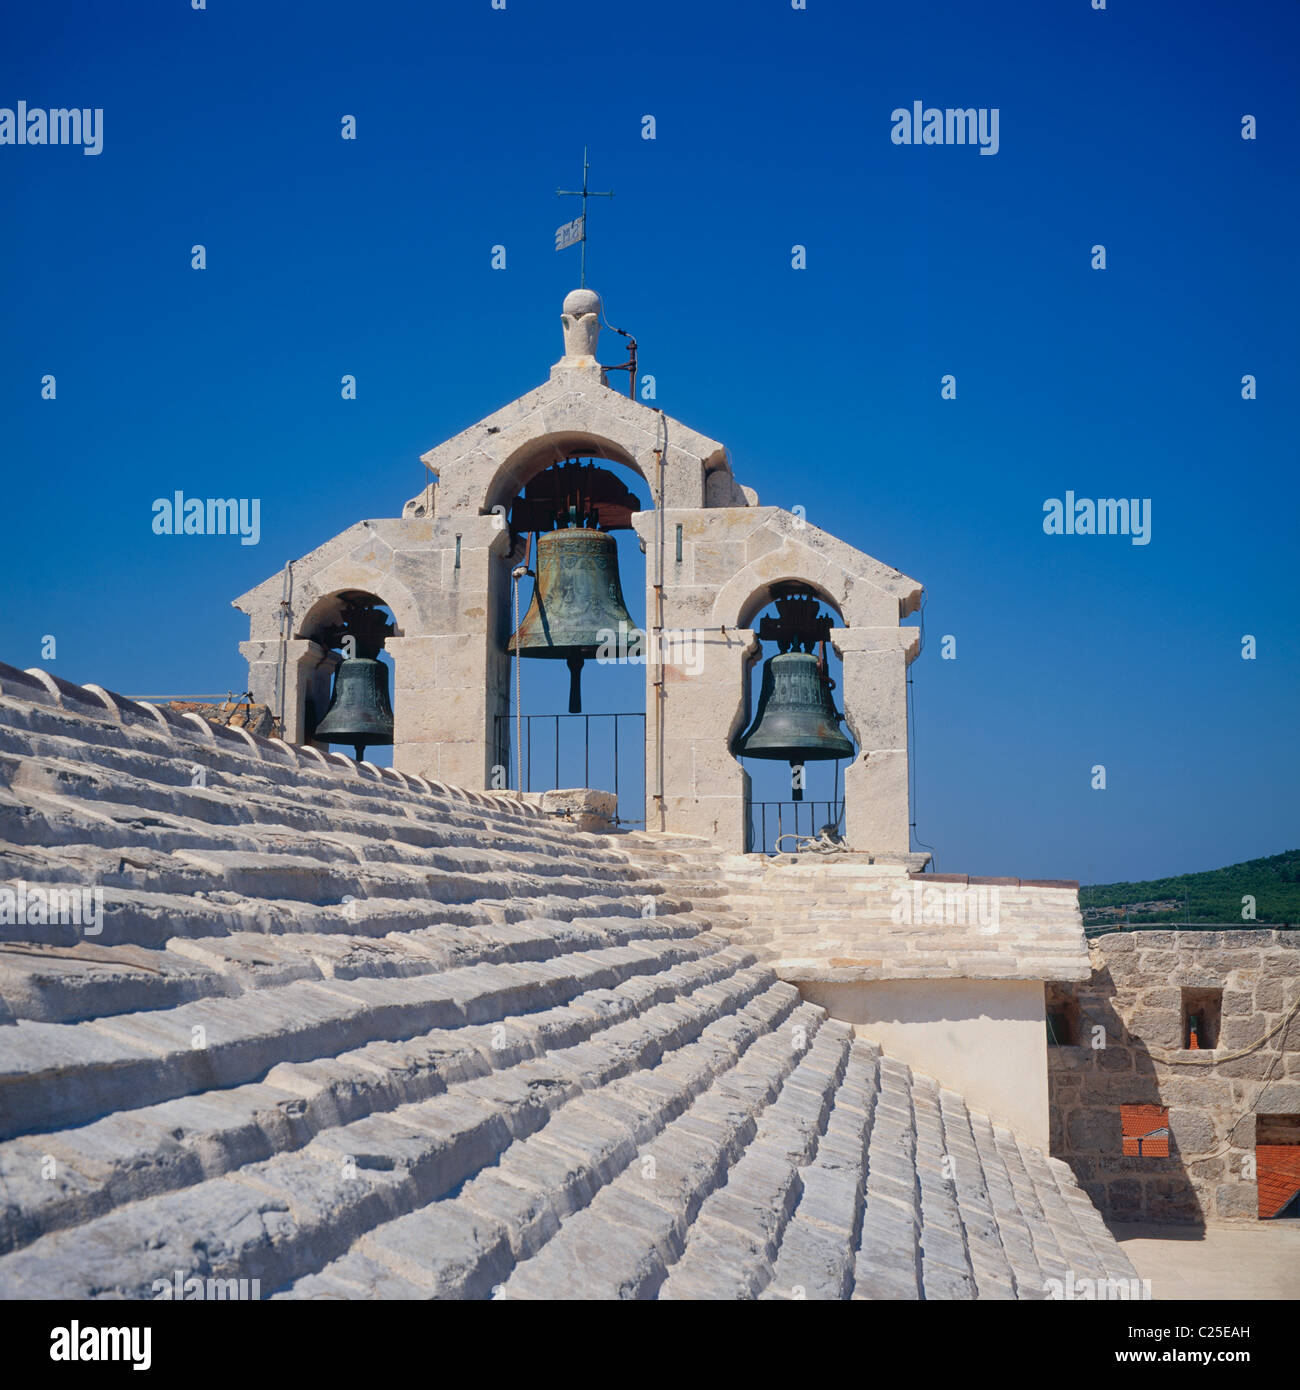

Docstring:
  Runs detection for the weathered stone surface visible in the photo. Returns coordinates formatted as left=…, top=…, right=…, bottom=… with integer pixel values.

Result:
left=1213, top=1182, right=1259, bottom=1220
left=1051, top=929, right=1300, bottom=1225
left=539, top=788, right=618, bottom=833
left=1124, top=1008, right=1180, bottom=1043
left=0, top=668, right=1133, bottom=1299
left=1067, top=1109, right=1116, bottom=1151
left=1167, top=1108, right=1216, bottom=1155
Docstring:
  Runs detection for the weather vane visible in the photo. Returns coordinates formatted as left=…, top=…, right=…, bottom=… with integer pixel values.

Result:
left=555, top=146, right=613, bottom=289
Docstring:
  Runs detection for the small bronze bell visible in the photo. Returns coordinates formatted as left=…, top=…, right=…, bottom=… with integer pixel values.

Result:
left=313, top=599, right=395, bottom=762
left=509, top=519, right=636, bottom=713
left=313, top=658, right=394, bottom=762
left=735, top=650, right=854, bottom=800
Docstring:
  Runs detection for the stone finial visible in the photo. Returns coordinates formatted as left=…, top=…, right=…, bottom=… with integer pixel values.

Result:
left=560, top=288, right=601, bottom=361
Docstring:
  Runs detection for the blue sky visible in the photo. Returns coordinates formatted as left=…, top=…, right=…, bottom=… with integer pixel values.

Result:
left=2, top=0, right=1297, bottom=882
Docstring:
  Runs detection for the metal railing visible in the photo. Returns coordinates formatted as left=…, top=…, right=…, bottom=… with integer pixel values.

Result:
left=494, top=712, right=645, bottom=823
left=746, top=800, right=844, bottom=856
left=1084, top=920, right=1297, bottom=938
left=124, top=694, right=253, bottom=703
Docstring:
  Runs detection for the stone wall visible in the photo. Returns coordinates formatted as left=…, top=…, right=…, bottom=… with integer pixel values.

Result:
left=800, top=978, right=1052, bottom=1146
left=633, top=507, right=921, bottom=851
left=710, top=856, right=1090, bottom=984
left=623, top=844, right=1093, bottom=1149
left=1049, top=929, right=1300, bottom=1223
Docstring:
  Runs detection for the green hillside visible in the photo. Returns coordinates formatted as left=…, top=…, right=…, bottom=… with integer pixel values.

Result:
left=1081, top=849, right=1300, bottom=927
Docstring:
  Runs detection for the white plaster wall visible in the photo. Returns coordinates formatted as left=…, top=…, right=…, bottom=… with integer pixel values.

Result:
left=798, top=978, right=1049, bottom=1146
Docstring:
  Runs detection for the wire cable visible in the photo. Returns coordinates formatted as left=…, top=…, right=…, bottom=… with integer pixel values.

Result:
left=907, top=590, right=936, bottom=868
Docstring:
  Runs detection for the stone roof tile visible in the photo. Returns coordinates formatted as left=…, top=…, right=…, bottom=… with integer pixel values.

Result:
left=0, top=671, right=1134, bottom=1299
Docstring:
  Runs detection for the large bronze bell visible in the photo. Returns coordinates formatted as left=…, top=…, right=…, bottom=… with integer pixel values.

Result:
left=735, top=651, right=854, bottom=799
left=509, top=522, right=636, bottom=713
left=313, top=599, right=395, bottom=762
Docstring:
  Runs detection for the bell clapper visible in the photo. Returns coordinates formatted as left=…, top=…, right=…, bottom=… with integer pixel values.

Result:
left=566, top=653, right=584, bottom=714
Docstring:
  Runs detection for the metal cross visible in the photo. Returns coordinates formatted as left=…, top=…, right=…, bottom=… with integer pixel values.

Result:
left=557, top=146, right=613, bottom=288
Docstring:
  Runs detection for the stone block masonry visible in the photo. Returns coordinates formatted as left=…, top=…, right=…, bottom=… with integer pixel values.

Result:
left=1049, top=930, right=1300, bottom=1224
left=233, top=290, right=926, bottom=854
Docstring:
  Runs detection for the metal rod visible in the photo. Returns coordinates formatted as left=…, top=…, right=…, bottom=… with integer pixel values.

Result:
left=502, top=711, right=648, bottom=816
left=275, top=561, right=293, bottom=739
left=651, top=415, right=668, bottom=826
left=126, top=694, right=254, bottom=701
left=557, top=146, right=613, bottom=290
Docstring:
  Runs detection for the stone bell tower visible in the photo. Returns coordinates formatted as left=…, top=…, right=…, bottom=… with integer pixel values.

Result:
left=233, top=289, right=924, bottom=854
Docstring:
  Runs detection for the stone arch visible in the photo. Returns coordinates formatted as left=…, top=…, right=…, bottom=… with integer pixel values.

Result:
left=725, top=577, right=859, bottom=850
left=728, top=577, right=848, bottom=633
left=296, top=588, right=399, bottom=643
left=290, top=586, right=403, bottom=757
left=483, top=432, right=650, bottom=517
left=290, top=566, right=419, bottom=643
left=416, top=378, right=729, bottom=519
left=711, top=522, right=916, bottom=631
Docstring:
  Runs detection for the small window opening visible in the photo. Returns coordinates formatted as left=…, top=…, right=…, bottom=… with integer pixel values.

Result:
left=1046, top=984, right=1080, bottom=1046
left=1256, top=1115, right=1300, bottom=1219
left=1181, top=987, right=1222, bottom=1050
left=1121, top=1104, right=1169, bottom=1157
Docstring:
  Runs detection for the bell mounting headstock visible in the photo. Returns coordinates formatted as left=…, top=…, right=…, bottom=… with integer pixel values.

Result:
left=313, top=592, right=395, bottom=660
left=509, top=459, right=643, bottom=537
left=757, top=590, right=834, bottom=654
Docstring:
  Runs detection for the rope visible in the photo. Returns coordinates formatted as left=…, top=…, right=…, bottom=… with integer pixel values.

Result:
left=1075, top=990, right=1300, bottom=1166
left=511, top=567, right=524, bottom=792
left=1119, top=992, right=1300, bottom=1067
left=908, top=591, right=935, bottom=867
left=775, top=828, right=848, bottom=855
left=652, top=410, right=668, bottom=821
left=274, top=561, right=293, bottom=738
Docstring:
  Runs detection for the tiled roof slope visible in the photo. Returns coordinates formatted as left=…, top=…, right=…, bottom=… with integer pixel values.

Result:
left=0, top=664, right=1135, bottom=1299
